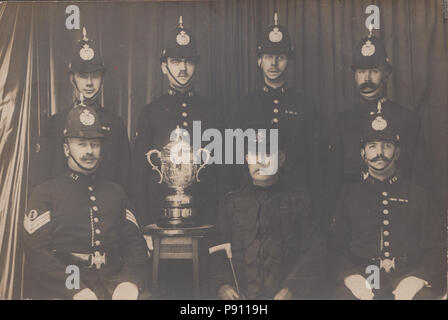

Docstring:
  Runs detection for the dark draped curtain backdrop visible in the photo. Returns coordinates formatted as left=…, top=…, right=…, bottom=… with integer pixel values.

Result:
left=0, top=0, right=447, bottom=299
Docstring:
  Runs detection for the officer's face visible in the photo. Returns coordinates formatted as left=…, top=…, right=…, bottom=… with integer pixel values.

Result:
left=354, top=67, right=388, bottom=100
left=246, top=151, right=286, bottom=184
left=64, top=138, right=101, bottom=172
left=72, top=71, right=103, bottom=99
left=162, top=58, right=196, bottom=87
left=361, top=140, right=399, bottom=171
left=258, top=54, right=289, bottom=81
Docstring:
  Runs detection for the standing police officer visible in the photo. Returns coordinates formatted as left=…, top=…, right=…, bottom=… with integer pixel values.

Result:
left=331, top=113, right=445, bottom=300
left=24, top=104, right=149, bottom=300
left=235, top=12, right=323, bottom=195
left=132, top=17, right=222, bottom=227
left=327, top=26, right=432, bottom=206
left=33, top=27, right=131, bottom=191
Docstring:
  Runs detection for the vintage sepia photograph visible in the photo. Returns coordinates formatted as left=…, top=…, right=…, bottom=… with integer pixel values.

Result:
left=0, top=0, right=446, bottom=306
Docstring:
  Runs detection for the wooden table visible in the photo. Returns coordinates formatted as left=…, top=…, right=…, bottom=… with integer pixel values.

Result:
left=143, top=224, right=214, bottom=299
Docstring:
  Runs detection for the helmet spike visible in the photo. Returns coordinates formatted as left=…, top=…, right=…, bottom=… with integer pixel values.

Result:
left=377, top=99, right=383, bottom=114
left=274, top=12, right=279, bottom=26
left=79, top=93, right=86, bottom=106
left=179, top=16, right=184, bottom=29
left=82, top=27, right=89, bottom=41
left=368, top=23, right=374, bottom=38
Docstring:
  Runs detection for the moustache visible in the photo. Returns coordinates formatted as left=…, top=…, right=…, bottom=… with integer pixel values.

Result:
left=81, top=155, right=97, bottom=162
left=177, top=71, right=188, bottom=77
left=360, top=82, right=379, bottom=91
left=366, top=154, right=392, bottom=163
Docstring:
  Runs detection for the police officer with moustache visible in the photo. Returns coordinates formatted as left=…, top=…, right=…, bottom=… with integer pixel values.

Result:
left=331, top=114, right=446, bottom=300
left=33, top=27, right=131, bottom=191
left=235, top=12, right=322, bottom=193
left=327, top=26, right=432, bottom=209
left=132, top=17, right=222, bottom=227
left=23, top=104, right=149, bottom=300
left=210, top=124, right=326, bottom=300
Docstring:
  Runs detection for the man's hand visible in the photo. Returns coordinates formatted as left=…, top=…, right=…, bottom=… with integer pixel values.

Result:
left=73, top=288, right=98, bottom=300
left=393, top=276, right=427, bottom=300
left=112, top=282, right=139, bottom=300
left=273, top=288, right=293, bottom=300
left=344, top=274, right=374, bottom=300
left=218, top=284, right=241, bottom=300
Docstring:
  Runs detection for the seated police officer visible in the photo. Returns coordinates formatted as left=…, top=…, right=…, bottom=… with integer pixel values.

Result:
left=331, top=113, right=446, bottom=300
left=23, top=103, right=149, bottom=300
left=210, top=125, right=326, bottom=300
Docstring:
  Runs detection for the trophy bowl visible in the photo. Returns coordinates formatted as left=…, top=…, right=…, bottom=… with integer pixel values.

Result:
left=146, top=138, right=210, bottom=228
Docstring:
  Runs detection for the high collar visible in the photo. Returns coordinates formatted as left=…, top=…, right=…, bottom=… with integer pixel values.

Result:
left=168, top=86, right=195, bottom=97
left=247, top=179, right=282, bottom=196
left=362, top=171, right=399, bottom=185
left=262, top=83, right=288, bottom=94
left=358, top=96, right=387, bottom=114
left=74, top=97, right=101, bottom=109
left=67, top=168, right=97, bottom=183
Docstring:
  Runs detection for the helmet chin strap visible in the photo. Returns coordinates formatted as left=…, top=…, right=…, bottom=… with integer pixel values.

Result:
left=72, top=76, right=103, bottom=104
left=67, top=145, right=99, bottom=174
left=166, top=63, right=194, bottom=89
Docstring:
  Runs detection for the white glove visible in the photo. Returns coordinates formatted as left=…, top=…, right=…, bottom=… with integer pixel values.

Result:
left=344, top=274, right=375, bottom=300
left=393, top=276, right=428, bottom=300
left=112, top=282, right=139, bottom=300
left=73, top=288, right=98, bottom=300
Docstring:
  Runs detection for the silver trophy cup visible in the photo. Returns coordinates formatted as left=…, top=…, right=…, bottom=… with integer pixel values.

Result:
left=146, top=138, right=210, bottom=228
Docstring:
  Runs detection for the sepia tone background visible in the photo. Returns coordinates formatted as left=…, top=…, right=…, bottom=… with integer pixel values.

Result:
left=0, top=0, right=447, bottom=299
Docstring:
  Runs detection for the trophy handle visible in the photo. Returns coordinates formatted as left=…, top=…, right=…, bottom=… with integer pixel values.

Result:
left=145, top=149, right=163, bottom=184
left=196, top=148, right=211, bottom=182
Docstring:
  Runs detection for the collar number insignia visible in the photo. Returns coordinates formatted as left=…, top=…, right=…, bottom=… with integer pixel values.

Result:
left=371, top=116, right=387, bottom=131
left=176, top=31, right=190, bottom=46
left=361, top=40, right=376, bottom=57
left=79, top=44, right=95, bottom=61
left=269, top=27, right=283, bottom=43
left=80, top=109, right=95, bottom=126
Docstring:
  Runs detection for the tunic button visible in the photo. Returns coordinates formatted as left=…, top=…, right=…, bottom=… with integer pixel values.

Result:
left=183, top=121, right=188, bottom=127
left=384, top=241, right=390, bottom=247
left=273, top=99, right=279, bottom=104
left=95, top=240, right=101, bottom=246
left=92, top=206, right=98, bottom=212
left=95, top=229, right=101, bottom=235
left=90, top=196, right=96, bottom=201
left=383, top=209, right=389, bottom=215
left=94, top=217, right=99, bottom=223
left=383, top=220, right=389, bottom=226
left=272, top=118, right=279, bottom=124
left=273, top=108, right=279, bottom=114
left=182, top=112, right=188, bottom=117
left=382, top=191, right=388, bottom=196
left=383, top=230, right=390, bottom=236
left=88, top=186, right=93, bottom=191
left=384, top=252, right=390, bottom=257
left=181, top=102, right=187, bottom=108
left=382, top=200, right=388, bottom=205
